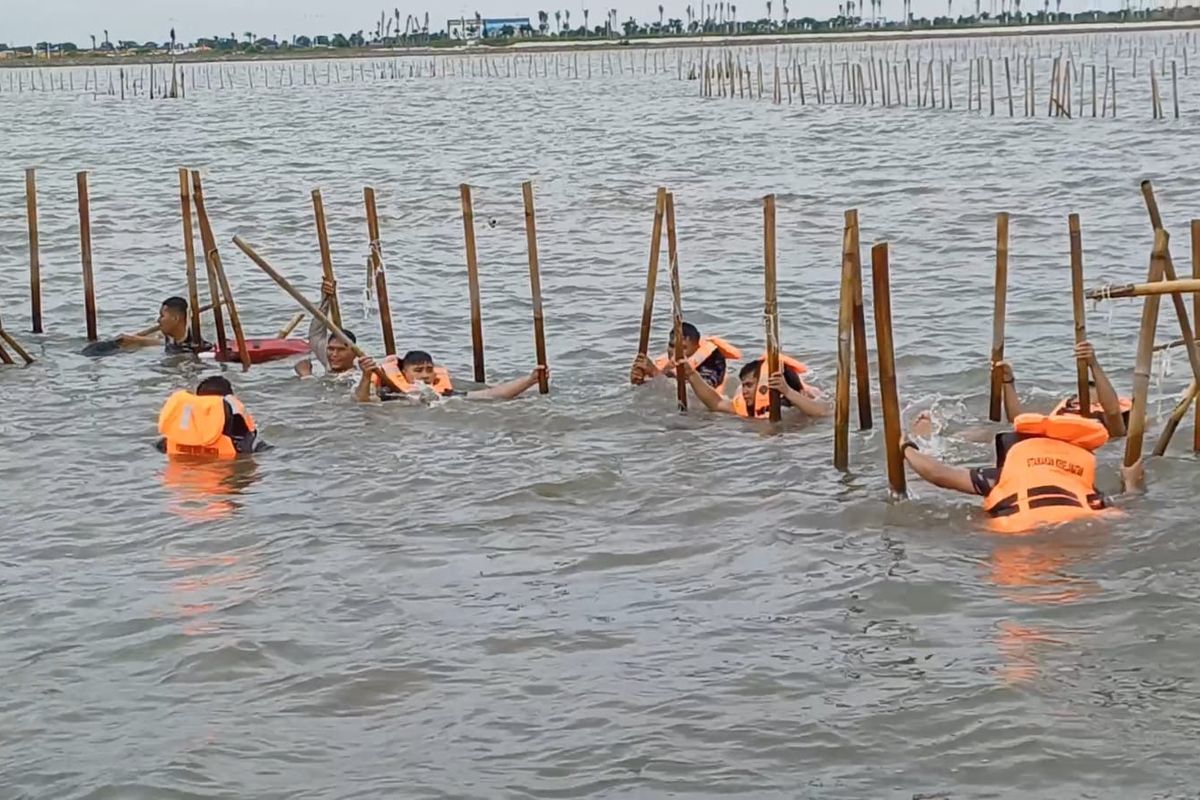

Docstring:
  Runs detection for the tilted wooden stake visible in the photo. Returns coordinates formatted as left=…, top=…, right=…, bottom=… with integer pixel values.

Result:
left=637, top=188, right=668, bottom=358
left=460, top=184, right=486, bottom=383
left=1068, top=213, right=1090, bottom=417
left=178, top=168, right=203, bottom=348
left=665, top=192, right=687, bottom=412
left=521, top=181, right=550, bottom=395
left=1126, top=230, right=1169, bottom=467
left=311, top=189, right=341, bottom=328
left=77, top=171, right=98, bottom=342
left=25, top=168, right=42, bottom=334
left=835, top=216, right=855, bottom=471
left=848, top=210, right=873, bottom=430
left=364, top=187, right=396, bottom=356
left=191, top=171, right=250, bottom=370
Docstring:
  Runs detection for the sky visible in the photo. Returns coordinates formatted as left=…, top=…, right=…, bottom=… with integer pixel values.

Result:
left=3, top=0, right=1133, bottom=46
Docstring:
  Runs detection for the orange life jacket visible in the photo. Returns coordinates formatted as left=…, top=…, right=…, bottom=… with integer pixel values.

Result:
left=730, top=354, right=809, bottom=419
left=158, top=391, right=256, bottom=460
left=982, top=413, right=1109, bottom=534
left=1052, top=394, right=1133, bottom=425
left=376, top=355, right=454, bottom=395
left=655, top=336, right=742, bottom=391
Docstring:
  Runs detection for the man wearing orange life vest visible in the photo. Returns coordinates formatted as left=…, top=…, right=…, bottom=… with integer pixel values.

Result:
left=630, top=322, right=741, bottom=393
left=157, top=376, right=266, bottom=459
left=354, top=350, right=547, bottom=403
left=901, top=412, right=1144, bottom=534
left=681, top=357, right=833, bottom=420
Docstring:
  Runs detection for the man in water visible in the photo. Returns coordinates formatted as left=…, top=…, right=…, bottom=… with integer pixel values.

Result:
left=901, top=412, right=1143, bottom=533
left=295, top=329, right=358, bottom=379
left=157, top=376, right=267, bottom=458
left=630, top=322, right=741, bottom=393
left=355, top=350, right=548, bottom=403
left=117, top=296, right=212, bottom=354
left=681, top=357, right=832, bottom=420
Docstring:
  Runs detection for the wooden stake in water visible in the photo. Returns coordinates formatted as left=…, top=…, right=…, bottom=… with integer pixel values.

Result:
left=637, top=188, right=668, bottom=359
left=76, top=171, right=98, bottom=342
left=460, top=184, right=486, bottom=383
left=835, top=216, right=855, bottom=471
left=363, top=187, right=396, bottom=357
left=0, top=308, right=35, bottom=365
left=521, top=181, right=550, bottom=395
left=25, top=168, right=42, bottom=334
left=847, top=211, right=873, bottom=431
left=763, top=194, right=782, bottom=423
left=665, top=192, right=687, bottom=412
left=1126, top=230, right=1169, bottom=467
left=191, top=171, right=251, bottom=371
left=178, top=168, right=203, bottom=349
left=190, top=171, right=229, bottom=357
left=1068, top=213, right=1091, bottom=418
left=872, top=242, right=906, bottom=498
left=1193, top=219, right=1200, bottom=452
left=989, top=212, right=1010, bottom=422
left=311, top=189, right=341, bottom=328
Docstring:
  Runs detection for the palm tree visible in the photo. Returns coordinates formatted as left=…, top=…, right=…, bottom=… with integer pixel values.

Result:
left=1014, top=0, right=1021, bottom=20
left=424, top=12, right=430, bottom=36
left=782, top=0, right=789, bottom=29
left=767, top=0, right=772, bottom=22
left=1055, top=0, right=1061, bottom=17
left=1043, top=0, right=1049, bottom=18
left=947, top=0, right=953, bottom=18
left=584, top=7, right=590, bottom=34
left=90, top=33, right=96, bottom=50
left=565, top=9, right=571, bottom=33
left=555, top=10, right=562, bottom=33
left=976, top=0, right=981, bottom=17
left=731, top=3, right=737, bottom=31
left=659, top=4, right=665, bottom=28
left=103, top=29, right=110, bottom=48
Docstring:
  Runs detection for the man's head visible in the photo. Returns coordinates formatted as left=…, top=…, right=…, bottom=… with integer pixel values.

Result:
left=400, top=350, right=436, bottom=385
left=326, top=329, right=357, bottom=373
left=196, top=376, right=233, bottom=397
left=738, top=359, right=803, bottom=411
left=667, top=322, right=702, bottom=358
left=159, top=297, right=189, bottom=339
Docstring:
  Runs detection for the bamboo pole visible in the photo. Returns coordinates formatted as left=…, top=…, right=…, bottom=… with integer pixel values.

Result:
left=637, top=188, right=668, bottom=358
left=232, top=235, right=401, bottom=392
left=77, top=171, right=98, bottom=342
left=1068, top=213, right=1091, bottom=417
left=178, top=168, right=203, bottom=349
left=763, top=194, right=781, bottom=423
left=872, top=242, right=906, bottom=498
left=191, top=172, right=251, bottom=371
left=835, top=217, right=855, bottom=471
left=0, top=341, right=12, bottom=365
left=1126, top=229, right=1169, bottom=467
left=1194, top=219, right=1200, bottom=452
left=521, top=181, right=550, bottom=395
left=277, top=312, right=305, bottom=338
left=665, top=192, right=686, bottom=412
left=1172, top=61, right=1179, bottom=119
left=848, top=210, right=872, bottom=430
left=25, top=168, right=42, bottom=334
left=311, top=189, right=341, bottom=328
left=363, top=187, right=396, bottom=356
left=460, top=184, right=486, bottom=383
left=1086, top=278, right=1200, bottom=300
left=0, top=309, right=35, bottom=365
left=189, top=172, right=230, bottom=357
left=989, top=212, right=1010, bottom=422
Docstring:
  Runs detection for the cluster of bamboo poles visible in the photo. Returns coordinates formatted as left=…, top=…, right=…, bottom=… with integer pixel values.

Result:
left=698, top=40, right=1192, bottom=118
left=8, top=167, right=551, bottom=392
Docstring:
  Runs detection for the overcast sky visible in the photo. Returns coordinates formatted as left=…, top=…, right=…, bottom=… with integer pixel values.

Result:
left=4, top=0, right=1126, bottom=45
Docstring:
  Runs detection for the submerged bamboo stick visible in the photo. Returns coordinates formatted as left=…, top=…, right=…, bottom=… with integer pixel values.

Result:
left=460, top=184, right=486, bottom=383
left=1126, top=229, right=1169, bottom=467
left=637, top=188, right=668, bottom=358
left=191, top=172, right=251, bottom=371
left=989, top=212, right=1010, bottom=422
left=178, top=168, right=203, bottom=349
left=311, top=189, right=341, bottom=328
left=848, top=210, right=872, bottom=430
left=77, top=171, right=98, bottom=342
left=763, top=194, right=781, bottom=423
left=521, top=181, right=550, bottom=395
left=835, top=217, right=855, bottom=471
left=665, top=192, right=686, bottom=412
left=1069, top=213, right=1090, bottom=417
left=0, top=309, right=35, bottom=365
left=25, top=168, right=42, bottom=334
left=872, top=242, right=906, bottom=498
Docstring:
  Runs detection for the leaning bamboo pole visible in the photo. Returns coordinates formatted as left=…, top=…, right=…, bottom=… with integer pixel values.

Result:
left=872, top=242, right=906, bottom=498
left=1126, top=229, right=1169, bottom=467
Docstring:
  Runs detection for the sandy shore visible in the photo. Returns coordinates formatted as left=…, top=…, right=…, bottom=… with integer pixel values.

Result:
left=4, top=17, right=1199, bottom=70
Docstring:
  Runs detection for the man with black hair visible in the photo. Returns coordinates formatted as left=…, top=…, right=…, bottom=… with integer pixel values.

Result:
left=682, top=357, right=833, bottom=420
left=354, top=349, right=547, bottom=403
left=156, top=376, right=267, bottom=457
left=117, top=296, right=212, bottom=354
left=630, top=321, right=742, bottom=393
left=295, top=329, right=359, bottom=379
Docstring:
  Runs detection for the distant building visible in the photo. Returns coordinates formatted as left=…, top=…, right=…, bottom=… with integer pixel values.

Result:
left=447, top=16, right=533, bottom=40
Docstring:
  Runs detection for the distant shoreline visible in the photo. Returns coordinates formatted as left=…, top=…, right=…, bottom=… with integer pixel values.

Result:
left=3, top=17, right=1199, bottom=70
